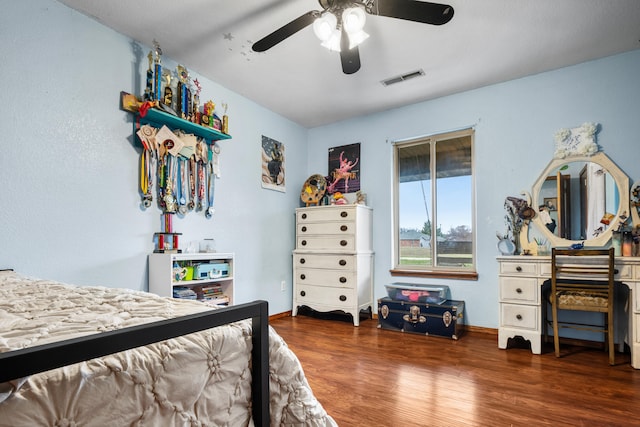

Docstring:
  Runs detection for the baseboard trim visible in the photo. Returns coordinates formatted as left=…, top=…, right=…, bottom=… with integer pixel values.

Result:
left=269, top=311, right=292, bottom=321
left=270, top=310, right=498, bottom=336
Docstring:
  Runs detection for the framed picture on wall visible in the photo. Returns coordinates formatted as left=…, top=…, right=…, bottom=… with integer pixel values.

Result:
left=544, top=197, right=557, bottom=211
left=328, top=143, right=360, bottom=194
left=261, top=135, right=285, bottom=192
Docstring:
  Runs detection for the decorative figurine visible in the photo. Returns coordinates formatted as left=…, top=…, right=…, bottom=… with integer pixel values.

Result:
left=144, top=51, right=153, bottom=101
left=222, top=102, right=229, bottom=134
left=162, top=69, right=173, bottom=108
left=193, top=78, right=202, bottom=124
left=204, top=100, right=215, bottom=128
left=176, top=65, right=190, bottom=119
left=152, top=40, right=163, bottom=102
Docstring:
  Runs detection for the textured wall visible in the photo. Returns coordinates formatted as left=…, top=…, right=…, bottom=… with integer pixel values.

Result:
left=0, top=0, right=309, bottom=315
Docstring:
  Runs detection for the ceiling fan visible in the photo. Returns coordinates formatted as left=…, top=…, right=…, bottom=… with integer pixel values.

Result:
left=252, top=0, right=454, bottom=75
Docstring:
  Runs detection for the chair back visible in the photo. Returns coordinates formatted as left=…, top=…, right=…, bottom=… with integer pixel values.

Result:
left=551, top=248, right=615, bottom=312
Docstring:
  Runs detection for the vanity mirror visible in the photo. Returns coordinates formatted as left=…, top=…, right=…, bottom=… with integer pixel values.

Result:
left=530, top=152, right=629, bottom=247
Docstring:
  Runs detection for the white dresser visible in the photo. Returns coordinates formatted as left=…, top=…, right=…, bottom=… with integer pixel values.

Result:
left=497, top=255, right=640, bottom=368
left=292, top=205, right=373, bottom=326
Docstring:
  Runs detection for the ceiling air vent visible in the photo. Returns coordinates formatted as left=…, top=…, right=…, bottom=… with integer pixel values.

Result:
left=381, top=69, right=425, bottom=87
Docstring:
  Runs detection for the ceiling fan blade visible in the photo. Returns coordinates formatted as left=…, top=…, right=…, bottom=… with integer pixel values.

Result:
left=340, top=27, right=361, bottom=75
left=369, top=0, right=454, bottom=25
left=252, top=10, right=320, bottom=52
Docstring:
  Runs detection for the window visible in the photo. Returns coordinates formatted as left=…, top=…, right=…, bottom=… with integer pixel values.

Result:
left=391, top=128, right=476, bottom=279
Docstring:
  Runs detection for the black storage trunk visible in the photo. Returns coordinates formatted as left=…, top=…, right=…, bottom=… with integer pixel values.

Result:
left=377, top=297, right=464, bottom=339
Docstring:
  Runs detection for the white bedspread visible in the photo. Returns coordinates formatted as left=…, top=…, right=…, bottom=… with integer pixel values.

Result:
left=0, top=272, right=337, bottom=427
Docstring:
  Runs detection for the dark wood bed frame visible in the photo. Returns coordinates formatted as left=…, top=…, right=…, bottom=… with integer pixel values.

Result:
left=0, top=300, right=270, bottom=426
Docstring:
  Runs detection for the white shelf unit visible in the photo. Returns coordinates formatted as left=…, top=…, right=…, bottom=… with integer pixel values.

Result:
left=148, top=252, right=234, bottom=306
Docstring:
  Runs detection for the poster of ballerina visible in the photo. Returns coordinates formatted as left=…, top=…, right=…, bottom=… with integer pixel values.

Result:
left=327, top=143, right=360, bottom=194
left=261, top=135, right=285, bottom=192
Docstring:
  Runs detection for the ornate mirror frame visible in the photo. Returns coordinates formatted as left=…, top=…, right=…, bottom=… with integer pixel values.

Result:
left=530, top=152, right=629, bottom=247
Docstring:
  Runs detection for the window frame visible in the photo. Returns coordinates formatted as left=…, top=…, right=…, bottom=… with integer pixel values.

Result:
left=390, top=128, right=477, bottom=280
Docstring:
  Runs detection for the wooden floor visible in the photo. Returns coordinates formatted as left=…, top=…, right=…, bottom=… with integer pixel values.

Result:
left=270, top=312, right=639, bottom=427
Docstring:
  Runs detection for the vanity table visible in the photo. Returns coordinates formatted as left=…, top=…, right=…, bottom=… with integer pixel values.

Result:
left=497, top=123, right=640, bottom=367
left=497, top=255, right=639, bottom=368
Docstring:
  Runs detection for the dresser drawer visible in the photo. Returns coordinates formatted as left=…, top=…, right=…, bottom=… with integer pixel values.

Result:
left=295, top=284, right=356, bottom=309
left=500, top=303, right=539, bottom=331
left=293, top=253, right=355, bottom=270
left=540, top=262, right=552, bottom=277
left=500, top=261, right=537, bottom=275
left=499, top=277, right=538, bottom=304
left=633, top=265, right=640, bottom=280
left=294, top=268, right=356, bottom=288
left=297, top=207, right=356, bottom=223
left=297, top=235, right=355, bottom=251
left=615, top=264, right=633, bottom=280
left=297, top=221, right=354, bottom=236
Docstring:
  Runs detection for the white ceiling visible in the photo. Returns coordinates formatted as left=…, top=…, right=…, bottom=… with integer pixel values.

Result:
left=57, top=0, right=640, bottom=128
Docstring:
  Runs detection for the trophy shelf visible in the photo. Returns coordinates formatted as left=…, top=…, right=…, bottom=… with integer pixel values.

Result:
left=136, top=107, right=232, bottom=144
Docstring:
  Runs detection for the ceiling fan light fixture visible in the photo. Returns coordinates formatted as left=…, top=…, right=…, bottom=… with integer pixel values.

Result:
left=348, top=29, right=369, bottom=49
left=342, top=7, right=366, bottom=34
left=321, top=29, right=342, bottom=52
left=313, top=13, right=337, bottom=42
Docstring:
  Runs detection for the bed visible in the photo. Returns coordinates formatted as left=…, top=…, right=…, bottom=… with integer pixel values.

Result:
left=0, top=271, right=337, bottom=426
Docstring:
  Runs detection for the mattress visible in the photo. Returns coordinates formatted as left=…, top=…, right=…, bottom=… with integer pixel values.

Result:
left=0, top=271, right=336, bottom=426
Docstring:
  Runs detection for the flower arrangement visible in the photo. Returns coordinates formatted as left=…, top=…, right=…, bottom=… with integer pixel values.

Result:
left=503, top=197, right=526, bottom=242
left=502, top=196, right=536, bottom=253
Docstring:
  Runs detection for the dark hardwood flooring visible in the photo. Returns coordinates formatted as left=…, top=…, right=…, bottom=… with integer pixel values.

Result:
left=270, top=312, right=639, bottom=427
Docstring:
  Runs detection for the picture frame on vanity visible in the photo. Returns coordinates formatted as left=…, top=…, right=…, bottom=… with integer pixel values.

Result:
left=543, top=197, right=557, bottom=211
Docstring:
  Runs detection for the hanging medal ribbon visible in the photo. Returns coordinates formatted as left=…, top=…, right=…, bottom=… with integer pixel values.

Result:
left=181, top=157, right=188, bottom=207
left=212, top=142, right=221, bottom=178
left=148, top=149, right=156, bottom=207
left=177, top=158, right=188, bottom=215
left=140, top=149, right=147, bottom=204
left=163, top=155, right=177, bottom=213
left=197, top=160, right=205, bottom=211
left=140, top=149, right=153, bottom=208
left=188, top=156, right=197, bottom=210
left=205, top=146, right=216, bottom=219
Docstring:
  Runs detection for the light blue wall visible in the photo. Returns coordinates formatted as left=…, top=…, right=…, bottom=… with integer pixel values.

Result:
left=2, top=0, right=639, bottom=327
left=0, top=0, right=308, bottom=315
left=307, top=49, right=640, bottom=328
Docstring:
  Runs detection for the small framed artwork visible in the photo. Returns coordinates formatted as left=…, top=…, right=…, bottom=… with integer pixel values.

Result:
left=328, top=143, right=360, bottom=194
left=261, top=135, right=285, bottom=192
left=544, top=197, right=557, bottom=211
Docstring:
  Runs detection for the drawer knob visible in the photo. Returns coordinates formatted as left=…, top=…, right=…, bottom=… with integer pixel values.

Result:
left=300, top=291, right=306, bottom=297
left=301, top=240, right=307, bottom=246
left=340, top=240, right=348, bottom=246
left=300, top=274, right=306, bottom=280
left=516, top=314, right=522, bottom=320
left=301, top=213, right=307, bottom=219
left=340, top=211, right=348, bottom=218
left=340, top=225, right=348, bottom=232
left=300, top=258, right=305, bottom=264
left=339, top=259, right=347, bottom=266
left=516, top=266, right=522, bottom=272
left=516, top=288, right=522, bottom=294
left=301, top=226, right=307, bottom=232
left=339, top=277, right=347, bottom=283
left=339, top=295, right=347, bottom=301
